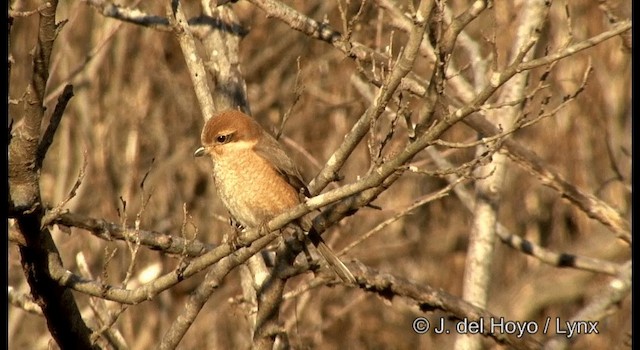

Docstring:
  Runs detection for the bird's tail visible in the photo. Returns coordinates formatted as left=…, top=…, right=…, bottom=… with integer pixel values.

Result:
left=308, top=230, right=356, bottom=284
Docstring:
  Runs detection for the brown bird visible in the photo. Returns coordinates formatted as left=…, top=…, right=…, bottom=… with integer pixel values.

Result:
left=194, top=109, right=355, bottom=284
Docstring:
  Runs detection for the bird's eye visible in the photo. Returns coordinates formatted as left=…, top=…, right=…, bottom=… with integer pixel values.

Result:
left=216, top=135, right=229, bottom=144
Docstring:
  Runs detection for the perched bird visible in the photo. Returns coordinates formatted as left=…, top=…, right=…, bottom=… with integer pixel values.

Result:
left=194, top=109, right=355, bottom=284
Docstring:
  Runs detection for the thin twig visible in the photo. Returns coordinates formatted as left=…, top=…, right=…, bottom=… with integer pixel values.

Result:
left=41, top=150, right=88, bottom=229
left=339, top=178, right=467, bottom=255
left=427, top=148, right=623, bottom=276
left=52, top=212, right=215, bottom=257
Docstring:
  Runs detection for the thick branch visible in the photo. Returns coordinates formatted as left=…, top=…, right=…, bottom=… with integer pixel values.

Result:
left=166, top=0, right=217, bottom=121
left=8, top=0, right=98, bottom=348
left=190, top=8, right=251, bottom=114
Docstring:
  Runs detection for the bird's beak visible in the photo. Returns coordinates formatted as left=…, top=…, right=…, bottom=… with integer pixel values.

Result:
left=194, top=146, right=206, bottom=157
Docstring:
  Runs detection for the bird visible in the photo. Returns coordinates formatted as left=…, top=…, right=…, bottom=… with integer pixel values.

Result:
left=194, top=109, right=356, bottom=284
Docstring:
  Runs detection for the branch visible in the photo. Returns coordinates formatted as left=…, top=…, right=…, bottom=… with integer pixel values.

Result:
left=374, top=2, right=631, bottom=102
left=463, top=115, right=631, bottom=244
left=378, top=0, right=631, bottom=243
left=8, top=0, right=99, bottom=347
left=319, top=1, right=432, bottom=193
left=49, top=159, right=400, bottom=306
left=519, top=20, right=631, bottom=71
left=189, top=9, right=251, bottom=113
left=50, top=228, right=280, bottom=304
left=427, top=148, right=623, bottom=276
left=160, top=233, right=298, bottom=349
left=41, top=149, right=87, bottom=229
left=251, top=239, right=297, bottom=350
left=247, top=0, right=433, bottom=194
left=246, top=0, right=341, bottom=44
left=51, top=212, right=215, bottom=257
left=284, top=47, right=537, bottom=231
left=166, top=0, right=217, bottom=121
left=9, top=2, right=53, bottom=17
left=352, top=263, right=542, bottom=350
left=8, top=287, right=43, bottom=315
left=457, top=3, right=550, bottom=349
left=84, top=0, right=171, bottom=30
left=543, top=260, right=631, bottom=350
left=36, top=84, right=74, bottom=169
left=339, top=178, right=467, bottom=255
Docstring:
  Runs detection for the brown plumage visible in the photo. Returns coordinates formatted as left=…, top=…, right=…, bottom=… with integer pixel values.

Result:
left=194, top=109, right=355, bottom=284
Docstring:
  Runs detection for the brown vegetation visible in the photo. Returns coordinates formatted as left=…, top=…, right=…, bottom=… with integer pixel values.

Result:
left=8, top=0, right=631, bottom=349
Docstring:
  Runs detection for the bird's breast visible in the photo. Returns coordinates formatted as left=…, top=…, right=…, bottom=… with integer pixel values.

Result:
left=212, top=149, right=301, bottom=228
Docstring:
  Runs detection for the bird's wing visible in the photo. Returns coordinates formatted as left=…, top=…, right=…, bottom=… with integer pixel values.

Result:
left=253, top=132, right=311, bottom=198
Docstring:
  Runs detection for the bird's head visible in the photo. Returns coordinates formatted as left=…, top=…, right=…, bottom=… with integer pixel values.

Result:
left=194, top=110, right=262, bottom=160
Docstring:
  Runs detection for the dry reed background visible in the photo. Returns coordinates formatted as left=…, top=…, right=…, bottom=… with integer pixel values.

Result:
left=8, top=0, right=631, bottom=349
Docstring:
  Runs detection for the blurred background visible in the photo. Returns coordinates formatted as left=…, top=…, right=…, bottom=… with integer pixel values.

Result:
left=8, top=0, right=631, bottom=349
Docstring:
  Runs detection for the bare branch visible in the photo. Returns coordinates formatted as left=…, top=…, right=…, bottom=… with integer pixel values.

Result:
left=84, top=0, right=171, bottom=30
left=76, top=253, right=129, bottom=350
left=36, top=84, right=74, bottom=169
left=9, top=2, right=53, bottom=18
left=463, top=115, right=631, bottom=243
left=543, top=261, right=631, bottom=350
left=427, top=149, right=623, bottom=276
left=339, top=178, right=466, bottom=255
left=457, top=3, right=551, bottom=348
left=309, top=0, right=432, bottom=193
left=351, top=263, right=542, bottom=350
left=8, top=0, right=99, bottom=347
left=8, top=287, right=43, bottom=315
left=53, top=211, right=214, bottom=256
left=519, top=20, right=631, bottom=71
left=41, top=149, right=88, bottom=229
left=158, top=231, right=295, bottom=350
left=247, top=0, right=434, bottom=194
left=166, top=0, right=217, bottom=121
left=190, top=8, right=251, bottom=113
left=49, top=228, right=279, bottom=304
